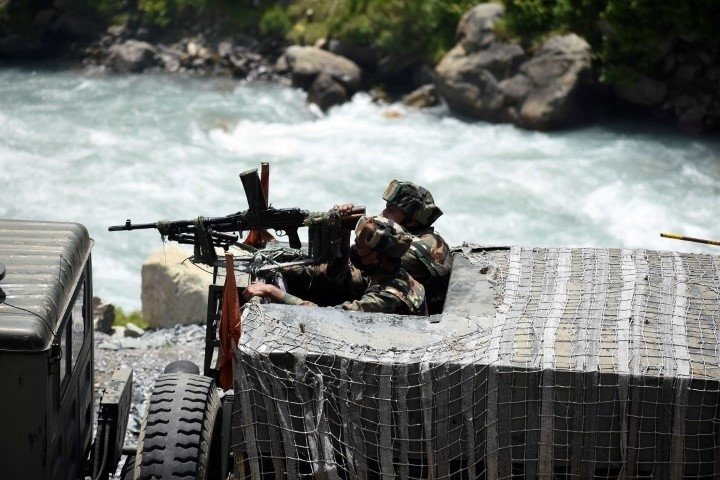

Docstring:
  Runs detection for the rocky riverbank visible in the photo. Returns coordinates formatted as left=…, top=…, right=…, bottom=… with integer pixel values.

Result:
left=1, top=2, right=717, bottom=133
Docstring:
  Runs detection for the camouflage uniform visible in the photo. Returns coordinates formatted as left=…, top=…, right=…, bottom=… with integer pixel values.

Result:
left=282, top=259, right=366, bottom=306
left=402, top=225, right=451, bottom=313
left=383, top=180, right=451, bottom=314
left=282, top=215, right=428, bottom=315
left=338, top=269, right=427, bottom=315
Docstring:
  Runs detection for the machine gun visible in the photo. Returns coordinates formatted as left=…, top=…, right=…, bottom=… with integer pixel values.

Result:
left=109, top=166, right=364, bottom=273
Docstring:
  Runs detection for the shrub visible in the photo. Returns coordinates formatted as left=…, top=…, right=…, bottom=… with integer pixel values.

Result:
left=500, top=0, right=720, bottom=84
left=136, top=0, right=207, bottom=27
left=114, top=307, right=149, bottom=330
left=259, top=3, right=293, bottom=39
left=331, top=14, right=376, bottom=47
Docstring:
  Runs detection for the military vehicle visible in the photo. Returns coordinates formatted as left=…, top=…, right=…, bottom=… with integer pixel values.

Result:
left=112, top=166, right=720, bottom=479
left=125, top=242, right=720, bottom=480
left=0, top=219, right=132, bottom=480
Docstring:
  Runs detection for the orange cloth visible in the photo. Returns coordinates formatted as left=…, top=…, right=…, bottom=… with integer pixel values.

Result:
left=219, top=253, right=242, bottom=390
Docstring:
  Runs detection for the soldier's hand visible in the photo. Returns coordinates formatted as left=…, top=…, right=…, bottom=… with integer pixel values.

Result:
left=333, top=203, right=355, bottom=216
left=243, top=282, right=281, bottom=301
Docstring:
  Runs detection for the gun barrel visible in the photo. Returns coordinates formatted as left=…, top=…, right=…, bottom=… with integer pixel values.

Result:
left=108, top=220, right=159, bottom=231
left=660, top=232, right=720, bottom=247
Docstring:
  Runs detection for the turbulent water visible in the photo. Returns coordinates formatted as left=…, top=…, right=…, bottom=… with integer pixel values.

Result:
left=1, top=66, right=719, bottom=311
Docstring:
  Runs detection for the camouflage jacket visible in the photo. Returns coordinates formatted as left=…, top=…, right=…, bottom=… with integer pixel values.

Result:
left=338, top=269, right=427, bottom=315
left=282, top=256, right=366, bottom=306
left=282, top=264, right=426, bottom=315
left=402, top=226, right=451, bottom=314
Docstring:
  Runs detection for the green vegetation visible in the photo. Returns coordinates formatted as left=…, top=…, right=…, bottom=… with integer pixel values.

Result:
left=3, top=0, right=716, bottom=87
left=134, top=0, right=206, bottom=26
left=259, top=3, right=293, bottom=39
left=260, top=0, right=480, bottom=63
left=114, top=307, right=149, bottom=330
left=502, top=0, right=720, bottom=83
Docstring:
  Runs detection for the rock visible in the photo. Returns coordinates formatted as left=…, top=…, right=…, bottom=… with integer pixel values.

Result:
left=141, top=245, right=214, bottom=328
left=124, top=322, right=146, bottom=338
left=307, top=72, right=348, bottom=112
left=498, top=74, right=532, bottom=106
left=217, top=40, right=233, bottom=58
left=275, top=45, right=361, bottom=93
left=107, top=40, right=157, bottom=73
left=456, top=3, right=505, bottom=53
left=106, top=24, right=126, bottom=38
left=187, top=41, right=211, bottom=61
left=95, top=303, right=115, bottom=334
left=111, top=326, right=126, bottom=338
left=614, top=75, right=667, bottom=107
left=402, top=84, right=439, bottom=109
left=159, top=52, right=181, bottom=73
left=228, top=55, right=249, bottom=77
left=516, top=34, right=593, bottom=130
left=435, top=41, right=524, bottom=121
left=187, top=41, right=199, bottom=56
left=436, top=5, right=594, bottom=131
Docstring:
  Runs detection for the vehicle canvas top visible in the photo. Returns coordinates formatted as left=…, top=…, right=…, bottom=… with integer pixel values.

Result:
left=231, top=246, right=720, bottom=478
left=0, top=219, right=91, bottom=352
left=237, top=245, right=720, bottom=379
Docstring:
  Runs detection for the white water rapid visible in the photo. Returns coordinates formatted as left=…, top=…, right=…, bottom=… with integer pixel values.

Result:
left=1, top=67, right=719, bottom=310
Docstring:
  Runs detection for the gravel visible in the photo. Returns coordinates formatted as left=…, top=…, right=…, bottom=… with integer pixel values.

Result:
left=93, top=324, right=206, bottom=476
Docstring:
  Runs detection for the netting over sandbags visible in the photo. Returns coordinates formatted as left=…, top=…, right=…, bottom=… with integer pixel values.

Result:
left=231, top=246, right=720, bottom=479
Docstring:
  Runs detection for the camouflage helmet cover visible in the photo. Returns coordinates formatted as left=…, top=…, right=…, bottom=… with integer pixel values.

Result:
left=382, top=180, right=443, bottom=226
left=354, top=215, right=412, bottom=259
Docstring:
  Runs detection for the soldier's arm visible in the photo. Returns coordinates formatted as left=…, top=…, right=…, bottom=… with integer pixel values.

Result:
left=336, top=291, right=408, bottom=314
left=243, top=282, right=316, bottom=306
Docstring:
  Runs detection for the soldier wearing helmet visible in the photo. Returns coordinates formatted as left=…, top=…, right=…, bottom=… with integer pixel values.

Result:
left=244, top=215, right=428, bottom=315
left=337, top=180, right=451, bottom=313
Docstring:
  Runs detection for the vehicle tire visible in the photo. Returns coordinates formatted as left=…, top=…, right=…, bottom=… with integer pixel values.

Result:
left=133, top=373, right=221, bottom=480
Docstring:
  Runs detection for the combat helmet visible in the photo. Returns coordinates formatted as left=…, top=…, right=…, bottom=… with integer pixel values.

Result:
left=354, top=215, right=412, bottom=258
left=382, top=180, right=443, bottom=226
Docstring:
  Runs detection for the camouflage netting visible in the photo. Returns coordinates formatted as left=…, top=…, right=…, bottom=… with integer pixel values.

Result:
left=230, top=247, right=720, bottom=479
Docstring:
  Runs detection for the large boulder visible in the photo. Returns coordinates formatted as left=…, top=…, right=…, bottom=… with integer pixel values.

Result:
left=141, top=245, right=214, bottom=328
left=403, top=84, right=440, bottom=109
left=456, top=2, right=505, bottom=53
left=107, top=40, right=157, bottom=73
left=516, top=34, right=593, bottom=130
left=435, top=3, right=593, bottom=130
left=436, top=40, right=525, bottom=122
left=275, top=45, right=361, bottom=92
left=307, top=72, right=348, bottom=111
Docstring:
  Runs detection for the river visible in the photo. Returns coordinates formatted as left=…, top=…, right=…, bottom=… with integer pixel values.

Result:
left=1, top=66, right=719, bottom=311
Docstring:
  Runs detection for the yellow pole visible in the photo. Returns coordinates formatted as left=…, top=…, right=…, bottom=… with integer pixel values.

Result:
left=660, top=232, right=720, bottom=247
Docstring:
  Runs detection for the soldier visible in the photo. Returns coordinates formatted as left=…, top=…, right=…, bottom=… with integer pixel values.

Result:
left=338, top=180, right=451, bottom=313
left=243, top=215, right=427, bottom=315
